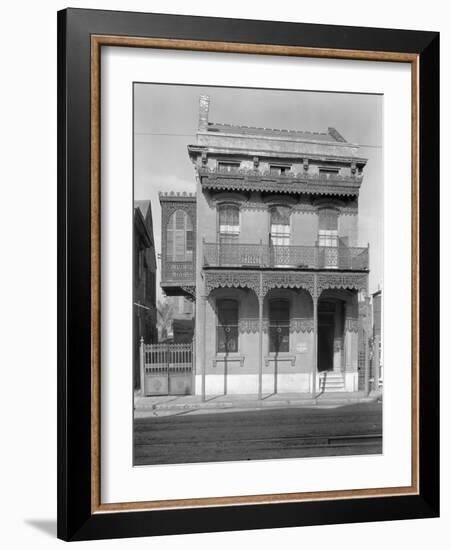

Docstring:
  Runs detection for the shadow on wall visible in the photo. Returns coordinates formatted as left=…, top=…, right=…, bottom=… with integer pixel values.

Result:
left=24, top=519, right=57, bottom=538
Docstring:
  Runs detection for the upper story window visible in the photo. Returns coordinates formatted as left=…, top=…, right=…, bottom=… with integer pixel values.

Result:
left=216, top=299, right=239, bottom=353
left=319, top=167, right=340, bottom=177
left=318, top=230, right=338, bottom=247
left=318, top=208, right=339, bottom=268
left=218, top=161, right=240, bottom=174
left=166, top=210, right=193, bottom=262
left=269, top=299, right=290, bottom=353
left=270, top=206, right=291, bottom=246
left=218, top=204, right=240, bottom=244
left=318, top=208, right=339, bottom=247
left=270, top=164, right=290, bottom=176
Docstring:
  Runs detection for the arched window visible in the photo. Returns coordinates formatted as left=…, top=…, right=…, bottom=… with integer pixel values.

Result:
left=166, top=210, right=193, bottom=262
left=216, top=299, right=239, bottom=353
left=218, top=204, right=240, bottom=244
left=270, top=206, right=291, bottom=246
left=269, top=299, right=290, bottom=353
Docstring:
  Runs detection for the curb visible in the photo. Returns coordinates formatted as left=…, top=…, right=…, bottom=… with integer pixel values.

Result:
left=134, top=395, right=379, bottom=412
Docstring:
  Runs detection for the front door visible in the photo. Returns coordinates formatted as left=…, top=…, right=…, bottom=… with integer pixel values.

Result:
left=318, top=308, right=335, bottom=372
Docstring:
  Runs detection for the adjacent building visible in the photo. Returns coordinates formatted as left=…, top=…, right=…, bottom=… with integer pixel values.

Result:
left=134, top=200, right=158, bottom=390
left=358, top=295, right=372, bottom=392
left=158, top=296, right=195, bottom=343
left=160, top=95, right=371, bottom=398
left=372, top=289, right=382, bottom=389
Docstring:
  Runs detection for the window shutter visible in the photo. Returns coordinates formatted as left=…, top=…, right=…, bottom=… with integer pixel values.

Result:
left=270, top=206, right=291, bottom=246
left=219, top=205, right=240, bottom=243
left=166, top=210, right=194, bottom=261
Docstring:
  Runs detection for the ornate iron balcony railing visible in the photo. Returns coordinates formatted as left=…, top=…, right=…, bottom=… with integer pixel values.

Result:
left=203, top=242, right=369, bottom=270
left=162, top=261, right=195, bottom=282
left=197, top=166, right=363, bottom=197
left=198, top=166, right=363, bottom=185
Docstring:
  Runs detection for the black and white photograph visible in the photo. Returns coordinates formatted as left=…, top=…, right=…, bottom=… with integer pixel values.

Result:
left=133, top=84, right=384, bottom=466
left=0, top=0, right=443, bottom=546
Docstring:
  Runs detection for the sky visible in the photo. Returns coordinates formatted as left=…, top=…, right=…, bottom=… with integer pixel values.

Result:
left=134, top=83, right=383, bottom=302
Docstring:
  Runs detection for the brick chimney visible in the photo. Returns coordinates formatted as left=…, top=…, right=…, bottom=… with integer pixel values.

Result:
left=198, top=95, right=210, bottom=131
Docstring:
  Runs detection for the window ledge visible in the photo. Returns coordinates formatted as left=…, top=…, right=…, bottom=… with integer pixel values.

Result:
left=265, top=354, right=296, bottom=367
left=213, top=354, right=245, bottom=368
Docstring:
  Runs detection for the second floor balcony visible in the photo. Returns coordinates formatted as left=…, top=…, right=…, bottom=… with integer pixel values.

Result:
left=197, top=166, right=363, bottom=198
left=162, top=261, right=195, bottom=282
left=203, top=242, right=369, bottom=271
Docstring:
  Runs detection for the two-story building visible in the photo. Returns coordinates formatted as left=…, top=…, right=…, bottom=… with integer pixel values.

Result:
left=160, top=95, right=370, bottom=398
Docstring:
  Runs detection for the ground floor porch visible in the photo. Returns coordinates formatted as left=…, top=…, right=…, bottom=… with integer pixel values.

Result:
left=194, top=269, right=370, bottom=398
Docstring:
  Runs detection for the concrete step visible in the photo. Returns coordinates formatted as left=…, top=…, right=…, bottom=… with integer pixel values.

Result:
left=319, top=373, right=345, bottom=392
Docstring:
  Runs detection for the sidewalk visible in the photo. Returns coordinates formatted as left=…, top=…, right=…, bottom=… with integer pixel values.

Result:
left=134, top=390, right=382, bottom=415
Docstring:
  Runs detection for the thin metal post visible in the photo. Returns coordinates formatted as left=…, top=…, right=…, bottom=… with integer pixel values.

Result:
left=364, top=329, right=370, bottom=396
left=201, top=295, right=207, bottom=402
left=139, top=337, right=145, bottom=396
left=258, top=287, right=264, bottom=400
left=312, top=297, right=318, bottom=396
left=167, top=343, right=170, bottom=394
left=191, top=336, right=196, bottom=394
left=312, top=276, right=318, bottom=396
left=373, top=335, right=380, bottom=392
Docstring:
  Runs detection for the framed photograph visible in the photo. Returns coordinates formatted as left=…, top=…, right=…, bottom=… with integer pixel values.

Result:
left=57, top=8, right=439, bottom=541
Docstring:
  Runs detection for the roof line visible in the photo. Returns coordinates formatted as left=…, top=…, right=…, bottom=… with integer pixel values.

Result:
left=208, top=122, right=330, bottom=136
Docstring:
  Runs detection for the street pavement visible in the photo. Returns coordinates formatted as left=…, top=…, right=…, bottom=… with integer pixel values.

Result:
left=134, top=401, right=382, bottom=465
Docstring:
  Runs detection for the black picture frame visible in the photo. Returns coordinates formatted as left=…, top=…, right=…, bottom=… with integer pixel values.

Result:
left=57, top=8, right=439, bottom=541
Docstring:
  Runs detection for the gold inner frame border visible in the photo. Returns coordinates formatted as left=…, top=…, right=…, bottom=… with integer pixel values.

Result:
left=90, top=34, right=419, bottom=514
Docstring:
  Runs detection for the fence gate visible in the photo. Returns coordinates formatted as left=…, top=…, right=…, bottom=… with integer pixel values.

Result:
left=141, top=342, right=193, bottom=396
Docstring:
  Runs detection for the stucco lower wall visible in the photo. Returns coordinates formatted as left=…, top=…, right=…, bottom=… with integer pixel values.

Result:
left=195, top=373, right=312, bottom=395
left=344, top=372, right=359, bottom=392
left=291, top=210, right=318, bottom=245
